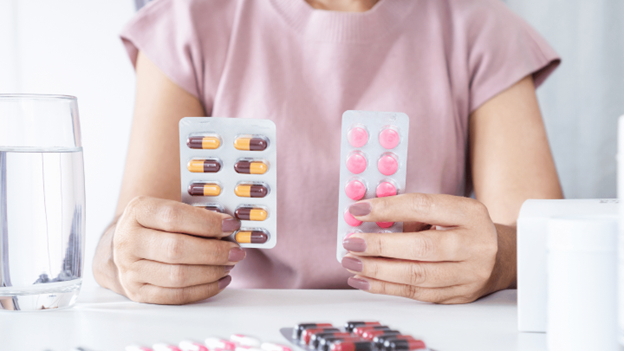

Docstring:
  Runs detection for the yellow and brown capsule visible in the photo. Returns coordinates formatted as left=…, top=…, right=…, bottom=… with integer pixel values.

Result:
left=234, top=136, right=268, bottom=151
left=234, top=160, right=268, bottom=174
left=235, top=230, right=269, bottom=244
left=188, top=183, right=221, bottom=196
left=235, top=207, right=268, bottom=221
left=187, top=136, right=221, bottom=149
left=187, top=159, right=221, bottom=173
left=234, top=183, right=269, bottom=198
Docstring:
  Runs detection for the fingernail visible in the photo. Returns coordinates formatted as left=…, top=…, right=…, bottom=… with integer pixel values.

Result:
left=348, top=277, right=370, bottom=291
left=218, top=275, right=232, bottom=290
left=349, top=202, right=371, bottom=216
left=341, top=257, right=363, bottom=272
left=228, top=247, right=246, bottom=262
left=222, top=218, right=241, bottom=233
left=343, top=238, right=366, bottom=252
left=224, top=265, right=235, bottom=272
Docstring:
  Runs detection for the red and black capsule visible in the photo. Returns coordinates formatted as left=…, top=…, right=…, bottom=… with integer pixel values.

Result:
left=353, top=325, right=391, bottom=336
left=310, top=332, right=351, bottom=349
left=187, top=159, right=221, bottom=173
left=319, top=337, right=360, bottom=351
left=292, top=324, right=334, bottom=340
left=345, top=321, right=381, bottom=332
left=373, top=335, right=415, bottom=348
left=362, top=330, right=400, bottom=341
left=302, top=328, right=340, bottom=345
left=383, top=339, right=427, bottom=351
left=330, top=341, right=373, bottom=351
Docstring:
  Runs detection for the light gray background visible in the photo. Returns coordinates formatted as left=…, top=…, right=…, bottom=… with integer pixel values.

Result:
left=0, top=0, right=622, bottom=289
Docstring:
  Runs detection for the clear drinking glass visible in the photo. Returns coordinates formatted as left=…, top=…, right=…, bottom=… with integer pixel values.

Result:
left=0, top=94, right=85, bottom=311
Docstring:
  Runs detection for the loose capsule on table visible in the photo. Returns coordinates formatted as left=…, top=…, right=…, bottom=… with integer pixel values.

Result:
left=330, top=341, right=373, bottom=351
left=345, top=321, right=381, bottom=332
left=301, top=327, right=341, bottom=344
left=260, top=343, right=292, bottom=351
left=235, top=183, right=269, bottom=198
left=310, top=332, right=351, bottom=349
left=235, top=160, right=268, bottom=174
left=204, top=338, right=237, bottom=350
left=153, top=343, right=182, bottom=351
left=352, top=325, right=390, bottom=336
left=187, top=159, right=222, bottom=173
left=234, top=136, right=268, bottom=151
left=179, top=340, right=208, bottom=351
left=188, top=182, right=221, bottom=196
left=235, top=229, right=269, bottom=244
left=292, top=323, right=334, bottom=339
left=235, top=206, right=268, bottom=221
left=187, top=135, right=221, bottom=149
left=361, top=329, right=400, bottom=341
left=383, top=339, right=426, bottom=351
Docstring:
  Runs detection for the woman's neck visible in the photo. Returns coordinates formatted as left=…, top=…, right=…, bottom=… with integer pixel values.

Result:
left=304, top=0, right=380, bottom=12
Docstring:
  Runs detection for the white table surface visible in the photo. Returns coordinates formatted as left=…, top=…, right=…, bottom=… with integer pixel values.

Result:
left=1, top=287, right=545, bottom=351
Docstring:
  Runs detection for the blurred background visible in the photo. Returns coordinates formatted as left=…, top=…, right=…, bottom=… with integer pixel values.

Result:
left=0, top=0, right=622, bottom=289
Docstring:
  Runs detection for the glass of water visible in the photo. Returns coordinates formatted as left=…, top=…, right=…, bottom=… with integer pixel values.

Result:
left=0, top=94, right=85, bottom=311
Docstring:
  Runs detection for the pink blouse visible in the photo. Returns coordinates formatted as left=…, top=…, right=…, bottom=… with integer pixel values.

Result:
left=121, top=0, right=559, bottom=289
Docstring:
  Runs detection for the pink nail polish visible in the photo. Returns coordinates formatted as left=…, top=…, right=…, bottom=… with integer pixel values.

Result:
left=347, top=277, right=370, bottom=291
left=218, top=275, right=232, bottom=290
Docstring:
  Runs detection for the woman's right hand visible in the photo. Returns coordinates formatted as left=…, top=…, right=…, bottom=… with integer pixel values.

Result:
left=102, top=196, right=244, bottom=304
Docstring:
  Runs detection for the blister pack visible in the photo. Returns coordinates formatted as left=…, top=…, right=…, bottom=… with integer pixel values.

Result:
left=336, top=111, right=410, bottom=261
left=179, top=117, right=277, bottom=249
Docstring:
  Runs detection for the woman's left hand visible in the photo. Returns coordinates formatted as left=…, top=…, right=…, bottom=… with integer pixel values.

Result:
left=342, top=193, right=515, bottom=304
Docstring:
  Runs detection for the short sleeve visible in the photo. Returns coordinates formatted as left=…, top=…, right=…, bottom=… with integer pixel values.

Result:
left=120, top=0, right=205, bottom=100
left=463, top=0, right=561, bottom=112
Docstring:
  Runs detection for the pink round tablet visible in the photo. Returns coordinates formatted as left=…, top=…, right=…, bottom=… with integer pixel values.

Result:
left=377, top=222, right=394, bottom=228
left=376, top=181, right=397, bottom=198
left=344, top=210, right=363, bottom=227
left=346, top=153, right=367, bottom=174
left=379, top=128, right=400, bottom=149
left=345, top=179, right=367, bottom=200
left=348, top=127, right=369, bottom=148
left=377, top=154, right=398, bottom=176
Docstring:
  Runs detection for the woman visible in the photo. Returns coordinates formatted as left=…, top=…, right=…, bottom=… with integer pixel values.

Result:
left=93, top=0, right=563, bottom=305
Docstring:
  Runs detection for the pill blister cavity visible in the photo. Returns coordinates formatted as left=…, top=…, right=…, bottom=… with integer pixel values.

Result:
left=345, top=179, right=367, bottom=200
left=346, top=151, right=367, bottom=174
left=376, top=222, right=394, bottom=229
left=188, top=158, right=222, bottom=173
left=187, top=134, right=221, bottom=150
left=234, top=135, right=268, bottom=151
left=235, top=229, right=269, bottom=244
left=376, top=181, right=397, bottom=198
left=348, top=125, right=369, bottom=148
left=377, top=153, right=398, bottom=176
left=344, top=210, right=363, bottom=227
left=194, top=204, right=225, bottom=213
left=234, top=159, right=268, bottom=174
left=379, top=127, right=400, bottom=149
left=188, top=182, right=221, bottom=196
left=235, top=182, right=269, bottom=198
left=235, top=206, right=268, bottom=221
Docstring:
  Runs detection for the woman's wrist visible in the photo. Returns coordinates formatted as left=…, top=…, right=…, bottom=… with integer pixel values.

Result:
left=484, top=224, right=517, bottom=295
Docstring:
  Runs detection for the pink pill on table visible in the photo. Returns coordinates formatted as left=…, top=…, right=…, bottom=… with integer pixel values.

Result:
left=377, top=154, right=398, bottom=176
left=346, top=153, right=367, bottom=174
left=379, top=128, right=400, bottom=149
left=348, top=127, right=369, bottom=148
left=344, top=210, right=363, bottom=227
left=345, top=179, right=367, bottom=200
left=376, top=222, right=394, bottom=228
left=376, top=181, right=397, bottom=198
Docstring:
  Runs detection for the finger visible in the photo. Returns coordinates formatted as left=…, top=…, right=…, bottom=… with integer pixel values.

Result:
left=341, top=255, right=471, bottom=288
left=342, top=230, right=468, bottom=261
left=126, top=196, right=241, bottom=238
left=136, top=227, right=246, bottom=265
left=132, top=276, right=232, bottom=305
left=347, top=275, right=475, bottom=304
left=129, top=260, right=234, bottom=288
left=347, top=193, right=488, bottom=226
